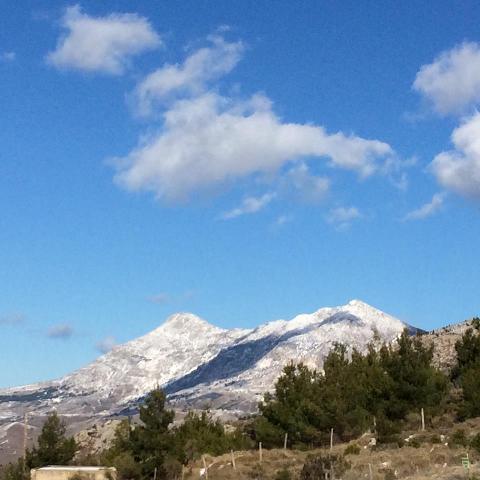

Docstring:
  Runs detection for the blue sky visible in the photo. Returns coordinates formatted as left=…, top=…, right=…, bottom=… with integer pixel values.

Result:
left=1, top=0, right=480, bottom=388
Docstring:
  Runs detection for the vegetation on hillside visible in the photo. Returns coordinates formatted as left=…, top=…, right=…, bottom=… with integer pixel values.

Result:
left=255, top=331, right=448, bottom=448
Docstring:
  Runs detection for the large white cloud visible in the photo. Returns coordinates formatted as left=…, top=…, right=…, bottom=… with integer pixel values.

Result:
left=113, top=92, right=394, bottom=201
left=47, top=5, right=161, bottom=74
left=413, top=42, right=480, bottom=115
left=133, top=35, right=244, bottom=116
left=431, top=113, right=480, bottom=199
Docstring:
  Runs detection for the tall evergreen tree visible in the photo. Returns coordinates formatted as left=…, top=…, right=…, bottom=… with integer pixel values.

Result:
left=129, top=388, right=175, bottom=479
left=27, top=412, right=77, bottom=468
left=453, top=323, right=480, bottom=418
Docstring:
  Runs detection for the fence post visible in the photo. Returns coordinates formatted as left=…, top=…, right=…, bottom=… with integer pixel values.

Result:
left=330, top=428, right=334, bottom=451
left=202, top=455, right=208, bottom=479
left=259, top=442, right=263, bottom=463
left=231, top=450, right=236, bottom=470
left=284, top=433, right=288, bottom=451
left=421, top=407, right=425, bottom=431
left=368, top=463, right=373, bottom=480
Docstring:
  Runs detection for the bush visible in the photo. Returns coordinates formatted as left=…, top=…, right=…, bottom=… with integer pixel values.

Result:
left=344, top=443, right=360, bottom=455
left=450, top=429, right=469, bottom=448
left=384, top=469, right=396, bottom=480
left=247, top=463, right=265, bottom=479
left=300, top=454, right=350, bottom=480
left=409, top=438, right=421, bottom=448
left=274, top=468, right=292, bottom=480
left=470, top=433, right=480, bottom=453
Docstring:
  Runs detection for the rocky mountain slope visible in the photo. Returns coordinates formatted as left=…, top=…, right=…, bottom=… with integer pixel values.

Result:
left=423, top=319, right=475, bottom=372
left=0, top=300, right=414, bottom=463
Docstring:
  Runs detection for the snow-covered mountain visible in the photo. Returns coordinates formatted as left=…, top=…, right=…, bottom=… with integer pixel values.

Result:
left=0, top=300, right=415, bottom=462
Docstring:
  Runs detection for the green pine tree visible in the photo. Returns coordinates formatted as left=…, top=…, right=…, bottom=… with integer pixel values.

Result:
left=27, top=412, right=77, bottom=468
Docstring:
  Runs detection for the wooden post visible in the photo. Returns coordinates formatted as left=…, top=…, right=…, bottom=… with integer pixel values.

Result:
left=202, top=455, right=208, bottom=479
left=284, top=433, right=288, bottom=450
left=368, top=463, right=373, bottom=480
left=330, top=428, right=334, bottom=451
left=153, top=467, right=157, bottom=480
left=259, top=442, right=263, bottom=463
left=23, top=413, right=28, bottom=474
left=181, top=465, right=185, bottom=480
left=421, top=408, right=425, bottom=431
left=230, top=450, right=236, bottom=470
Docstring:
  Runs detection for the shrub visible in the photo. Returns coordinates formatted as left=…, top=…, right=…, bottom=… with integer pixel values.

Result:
left=450, top=429, right=469, bottom=448
left=409, top=438, right=421, bottom=448
left=384, top=469, right=396, bottom=480
left=248, top=463, right=265, bottom=479
left=470, top=433, right=480, bottom=453
left=344, top=443, right=361, bottom=455
left=274, top=468, right=292, bottom=480
left=300, top=454, right=350, bottom=480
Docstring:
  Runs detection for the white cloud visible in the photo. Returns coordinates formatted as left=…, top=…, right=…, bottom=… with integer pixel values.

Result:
left=133, top=35, right=244, bottom=116
left=431, top=113, right=480, bottom=199
left=413, top=42, right=480, bottom=115
left=222, top=192, right=276, bottom=219
left=96, top=336, right=117, bottom=354
left=113, top=92, right=395, bottom=201
left=47, top=5, right=161, bottom=74
left=326, top=206, right=362, bottom=230
left=403, top=193, right=446, bottom=221
left=1, top=52, right=15, bottom=62
left=286, top=163, right=330, bottom=202
left=47, top=323, right=74, bottom=339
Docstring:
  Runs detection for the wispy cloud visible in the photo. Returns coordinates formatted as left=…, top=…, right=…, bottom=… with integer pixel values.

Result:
left=47, top=5, right=161, bottom=74
left=286, top=163, right=330, bottom=202
left=148, top=292, right=170, bottom=304
left=47, top=323, right=74, bottom=339
left=0, top=313, right=25, bottom=326
left=222, top=192, right=276, bottom=219
left=274, top=214, right=293, bottom=227
left=1, top=51, right=16, bottom=62
left=403, top=193, right=446, bottom=221
left=326, top=206, right=362, bottom=230
left=133, top=35, right=244, bottom=116
left=96, top=335, right=117, bottom=354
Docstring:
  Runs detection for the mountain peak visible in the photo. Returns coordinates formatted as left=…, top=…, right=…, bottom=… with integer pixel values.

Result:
left=345, top=299, right=372, bottom=308
left=161, top=312, right=220, bottom=333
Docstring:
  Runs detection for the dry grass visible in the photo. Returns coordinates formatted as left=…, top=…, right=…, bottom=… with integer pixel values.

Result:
left=183, top=418, right=480, bottom=479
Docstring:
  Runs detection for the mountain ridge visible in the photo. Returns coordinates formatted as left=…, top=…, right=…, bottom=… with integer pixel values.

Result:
left=0, top=299, right=416, bottom=463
